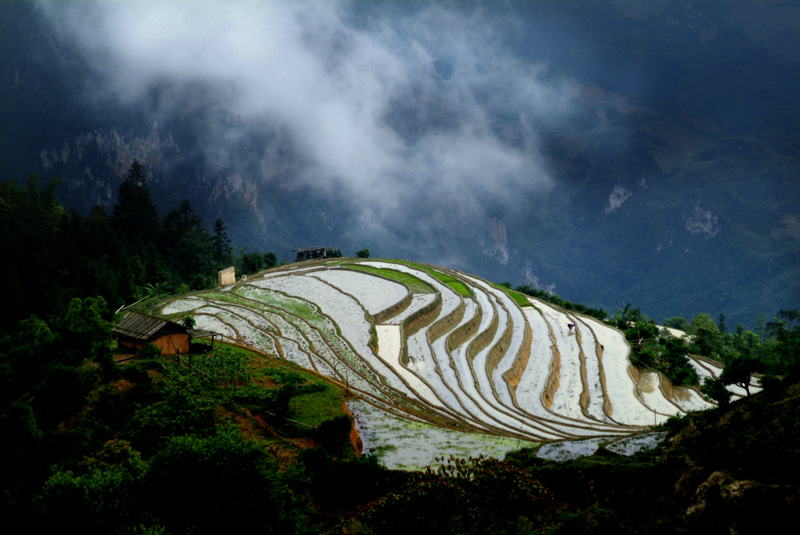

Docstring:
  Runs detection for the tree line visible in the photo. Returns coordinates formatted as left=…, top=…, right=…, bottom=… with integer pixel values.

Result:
left=0, top=160, right=278, bottom=333
left=515, top=286, right=799, bottom=397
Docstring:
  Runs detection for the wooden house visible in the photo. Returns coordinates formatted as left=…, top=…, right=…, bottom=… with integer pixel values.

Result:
left=113, top=311, right=208, bottom=355
left=292, top=246, right=331, bottom=262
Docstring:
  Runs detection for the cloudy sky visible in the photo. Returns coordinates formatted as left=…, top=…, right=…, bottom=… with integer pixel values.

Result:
left=35, top=0, right=575, bottom=254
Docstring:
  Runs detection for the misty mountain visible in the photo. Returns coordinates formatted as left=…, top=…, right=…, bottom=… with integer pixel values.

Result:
left=2, top=0, right=798, bottom=327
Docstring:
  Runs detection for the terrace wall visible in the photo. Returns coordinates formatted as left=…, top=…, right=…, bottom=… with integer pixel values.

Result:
left=372, top=290, right=413, bottom=324
left=446, top=303, right=483, bottom=353
left=502, top=321, right=533, bottom=403
left=467, top=308, right=498, bottom=362
left=540, top=316, right=560, bottom=409
left=402, top=293, right=442, bottom=337
left=485, top=302, right=514, bottom=376
left=428, top=299, right=465, bottom=342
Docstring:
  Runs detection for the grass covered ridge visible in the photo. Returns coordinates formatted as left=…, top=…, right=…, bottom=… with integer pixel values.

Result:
left=392, top=260, right=473, bottom=297
left=344, top=263, right=436, bottom=294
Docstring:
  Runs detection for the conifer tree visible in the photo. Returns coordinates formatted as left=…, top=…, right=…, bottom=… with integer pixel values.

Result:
left=113, top=160, right=159, bottom=245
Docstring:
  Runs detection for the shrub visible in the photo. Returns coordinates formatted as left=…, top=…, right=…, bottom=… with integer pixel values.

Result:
left=143, top=431, right=300, bottom=534
left=362, top=456, right=555, bottom=534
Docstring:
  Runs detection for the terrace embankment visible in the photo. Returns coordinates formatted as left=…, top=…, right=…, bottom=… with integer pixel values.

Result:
left=659, top=372, right=676, bottom=400
left=572, top=317, right=591, bottom=417
left=343, top=401, right=363, bottom=455
left=540, top=312, right=560, bottom=410
left=502, top=321, right=533, bottom=405
left=403, top=293, right=442, bottom=337
left=467, top=307, right=499, bottom=363
left=428, top=298, right=466, bottom=342
left=575, top=317, right=614, bottom=418
left=340, top=267, right=414, bottom=324
left=628, top=364, right=646, bottom=403
left=655, top=373, right=692, bottom=412
left=446, top=302, right=482, bottom=353
left=399, top=293, right=441, bottom=364
left=485, top=302, right=514, bottom=390
left=372, top=290, right=413, bottom=324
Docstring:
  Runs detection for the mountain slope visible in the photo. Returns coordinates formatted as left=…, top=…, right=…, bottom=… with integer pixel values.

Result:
left=158, top=259, right=752, bottom=467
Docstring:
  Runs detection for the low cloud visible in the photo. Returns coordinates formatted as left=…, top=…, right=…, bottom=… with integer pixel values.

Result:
left=604, top=184, right=632, bottom=214
left=684, top=201, right=720, bottom=237
left=36, top=0, right=575, bottom=258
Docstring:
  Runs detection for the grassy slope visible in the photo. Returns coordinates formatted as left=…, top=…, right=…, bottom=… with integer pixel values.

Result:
left=391, top=259, right=473, bottom=297
left=343, top=263, right=436, bottom=294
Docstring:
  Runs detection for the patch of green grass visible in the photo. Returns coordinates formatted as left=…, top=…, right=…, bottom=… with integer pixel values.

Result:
left=493, top=284, right=533, bottom=307
left=391, top=260, right=473, bottom=297
left=290, top=383, right=346, bottom=427
left=345, top=263, right=436, bottom=294
left=446, top=280, right=472, bottom=298
left=215, top=341, right=347, bottom=427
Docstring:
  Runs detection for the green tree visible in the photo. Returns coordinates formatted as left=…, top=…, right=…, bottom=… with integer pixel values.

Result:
left=143, top=431, right=299, bottom=534
left=263, top=251, right=278, bottom=269
left=763, top=310, right=800, bottom=376
left=356, top=248, right=371, bottom=258
left=41, top=441, right=147, bottom=533
left=615, top=303, right=641, bottom=329
left=238, top=248, right=264, bottom=274
left=363, top=455, right=554, bottom=534
left=688, top=313, right=721, bottom=356
left=161, top=201, right=214, bottom=287
left=113, top=160, right=160, bottom=245
left=0, top=175, right=67, bottom=326
left=701, top=376, right=731, bottom=407
left=663, top=315, right=689, bottom=331
left=1, top=315, right=56, bottom=403
left=720, top=357, right=763, bottom=396
left=211, top=218, right=233, bottom=267
left=56, top=296, right=112, bottom=365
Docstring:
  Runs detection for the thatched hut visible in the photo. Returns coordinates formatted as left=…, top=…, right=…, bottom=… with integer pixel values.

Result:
left=113, top=311, right=211, bottom=355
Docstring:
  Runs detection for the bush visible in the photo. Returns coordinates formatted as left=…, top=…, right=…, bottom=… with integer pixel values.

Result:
left=40, top=441, right=147, bottom=534
left=701, top=376, right=731, bottom=407
left=315, top=415, right=353, bottom=451
left=142, top=431, right=300, bottom=534
left=362, top=456, right=555, bottom=534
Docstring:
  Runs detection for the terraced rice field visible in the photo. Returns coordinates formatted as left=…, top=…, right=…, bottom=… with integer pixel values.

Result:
left=161, top=260, right=751, bottom=468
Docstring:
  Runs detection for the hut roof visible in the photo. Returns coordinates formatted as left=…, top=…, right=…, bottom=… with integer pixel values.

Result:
left=113, top=311, right=217, bottom=341
left=292, top=246, right=331, bottom=253
left=111, top=311, right=197, bottom=340
left=113, top=311, right=172, bottom=340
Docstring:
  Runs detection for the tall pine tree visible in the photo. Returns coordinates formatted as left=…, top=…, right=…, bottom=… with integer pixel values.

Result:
left=112, top=160, right=159, bottom=246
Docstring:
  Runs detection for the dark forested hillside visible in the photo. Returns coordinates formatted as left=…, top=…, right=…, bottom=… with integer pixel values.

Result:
left=0, top=161, right=283, bottom=331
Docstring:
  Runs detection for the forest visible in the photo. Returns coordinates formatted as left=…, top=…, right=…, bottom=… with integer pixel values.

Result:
left=1, top=161, right=798, bottom=534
